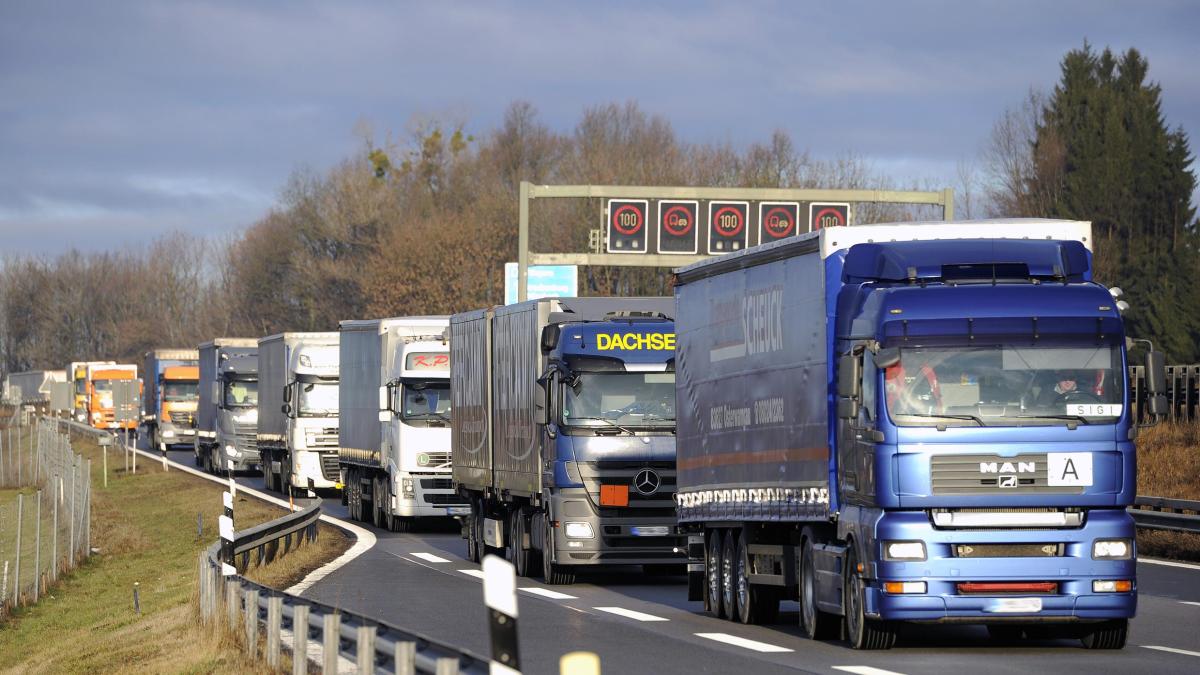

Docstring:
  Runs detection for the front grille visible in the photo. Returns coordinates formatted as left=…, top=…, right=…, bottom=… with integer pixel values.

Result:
left=234, top=422, right=257, bottom=452
left=931, top=454, right=1083, bottom=495
left=578, top=461, right=677, bottom=518
left=320, top=453, right=339, bottom=481
left=169, top=411, right=194, bottom=426
left=308, top=429, right=339, bottom=448
left=423, top=493, right=466, bottom=505
left=420, top=478, right=453, bottom=490
left=952, top=543, right=1065, bottom=558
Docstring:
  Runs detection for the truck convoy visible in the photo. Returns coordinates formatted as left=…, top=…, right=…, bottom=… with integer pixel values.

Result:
left=195, top=339, right=260, bottom=473
left=339, top=317, right=464, bottom=530
left=258, top=332, right=341, bottom=496
left=673, top=220, right=1165, bottom=649
left=142, top=349, right=200, bottom=452
left=86, top=363, right=139, bottom=431
left=451, top=298, right=682, bottom=584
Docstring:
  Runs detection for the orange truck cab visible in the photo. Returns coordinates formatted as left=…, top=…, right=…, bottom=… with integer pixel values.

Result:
left=87, top=365, right=139, bottom=430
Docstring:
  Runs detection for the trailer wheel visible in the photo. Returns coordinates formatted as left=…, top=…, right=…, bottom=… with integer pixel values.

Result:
left=721, top=530, right=739, bottom=622
left=541, top=517, right=575, bottom=585
left=735, top=530, right=780, bottom=625
left=800, top=536, right=839, bottom=640
left=706, top=529, right=726, bottom=618
left=1080, top=619, right=1128, bottom=649
left=844, top=546, right=896, bottom=649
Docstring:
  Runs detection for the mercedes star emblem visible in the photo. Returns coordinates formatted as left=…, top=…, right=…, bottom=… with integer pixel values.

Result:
left=633, top=468, right=661, bottom=496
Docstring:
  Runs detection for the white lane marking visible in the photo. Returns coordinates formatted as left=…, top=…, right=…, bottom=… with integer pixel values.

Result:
left=458, top=569, right=486, bottom=579
left=410, top=552, right=451, bottom=564
left=1181, top=601, right=1200, bottom=607
left=593, top=606, right=669, bottom=622
left=694, top=632, right=793, bottom=653
left=833, top=667, right=909, bottom=675
left=520, top=587, right=577, bottom=600
left=128, top=446, right=376, bottom=595
left=1142, top=645, right=1200, bottom=658
left=1140, top=557, right=1200, bottom=571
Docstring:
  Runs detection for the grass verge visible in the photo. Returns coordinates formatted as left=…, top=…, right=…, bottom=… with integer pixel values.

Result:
left=1135, top=420, right=1200, bottom=562
left=0, top=437, right=350, bottom=673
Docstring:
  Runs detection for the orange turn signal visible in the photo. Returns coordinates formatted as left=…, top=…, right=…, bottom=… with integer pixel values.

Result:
left=600, top=484, right=629, bottom=507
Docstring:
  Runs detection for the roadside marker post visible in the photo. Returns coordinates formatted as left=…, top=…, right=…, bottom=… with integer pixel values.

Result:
left=482, top=554, right=522, bottom=675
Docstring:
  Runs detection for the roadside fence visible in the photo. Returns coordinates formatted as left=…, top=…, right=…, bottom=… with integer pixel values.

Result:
left=0, top=417, right=92, bottom=617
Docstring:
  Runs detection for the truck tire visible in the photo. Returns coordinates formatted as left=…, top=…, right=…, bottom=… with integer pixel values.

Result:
left=735, top=529, right=780, bottom=625
left=844, top=546, right=896, bottom=649
left=263, top=452, right=276, bottom=492
left=373, top=477, right=388, bottom=530
left=541, top=517, right=575, bottom=585
left=509, top=511, right=532, bottom=577
left=721, top=531, right=739, bottom=622
left=800, top=536, right=839, bottom=640
left=466, top=500, right=481, bottom=563
left=706, top=529, right=726, bottom=618
left=347, top=468, right=361, bottom=521
left=1080, top=619, right=1128, bottom=649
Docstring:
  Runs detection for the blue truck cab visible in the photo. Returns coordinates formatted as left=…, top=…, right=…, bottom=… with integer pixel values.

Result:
left=451, top=297, right=683, bottom=584
left=674, top=220, right=1167, bottom=649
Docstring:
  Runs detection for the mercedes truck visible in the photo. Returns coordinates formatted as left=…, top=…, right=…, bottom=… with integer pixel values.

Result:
left=258, top=332, right=341, bottom=495
left=674, top=220, right=1166, bottom=649
left=451, top=298, right=682, bottom=584
left=339, top=317, right=465, bottom=530
left=195, top=339, right=260, bottom=473
left=143, top=349, right=200, bottom=452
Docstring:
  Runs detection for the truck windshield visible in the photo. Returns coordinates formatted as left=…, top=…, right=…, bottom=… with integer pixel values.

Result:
left=884, top=343, right=1123, bottom=427
left=223, top=380, right=258, bottom=408
left=163, top=381, right=198, bottom=402
left=92, top=379, right=114, bottom=394
left=562, top=372, right=675, bottom=428
left=400, top=381, right=451, bottom=426
left=298, top=381, right=339, bottom=416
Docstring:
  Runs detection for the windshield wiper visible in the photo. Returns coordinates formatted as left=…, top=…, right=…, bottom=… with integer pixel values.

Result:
left=1015, top=414, right=1091, bottom=427
left=405, top=411, right=450, bottom=423
left=903, top=413, right=984, bottom=427
left=567, top=416, right=636, bottom=435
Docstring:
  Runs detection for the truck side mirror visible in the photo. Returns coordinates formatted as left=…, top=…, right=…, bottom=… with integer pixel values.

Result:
left=283, top=384, right=292, bottom=403
left=1145, top=350, right=1168, bottom=418
left=378, top=385, right=389, bottom=412
left=378, top=409, right=393, bottom=423
left=281, top=403, right=291, bottom=416
left=838, top=397, right=860, bottom=420
left=837, top=353, right=861, bottom=400
left=211, top=381, right=221, bottom=406
left=534, top=375, right=550, bottom=426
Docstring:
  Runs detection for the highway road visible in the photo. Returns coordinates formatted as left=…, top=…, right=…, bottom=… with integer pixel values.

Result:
left=161, top=446, right=1200, bottom=675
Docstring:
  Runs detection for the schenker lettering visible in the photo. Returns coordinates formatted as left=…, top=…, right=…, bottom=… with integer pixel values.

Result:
left=596, top=332, right=676, bottom=351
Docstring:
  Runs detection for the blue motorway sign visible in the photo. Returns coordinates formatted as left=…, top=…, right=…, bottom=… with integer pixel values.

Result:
left=504, top=263, right=578, bottom=305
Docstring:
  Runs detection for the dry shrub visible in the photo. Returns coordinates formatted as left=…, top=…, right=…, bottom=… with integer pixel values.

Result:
left=1136, top=420, right=1200, bottom=499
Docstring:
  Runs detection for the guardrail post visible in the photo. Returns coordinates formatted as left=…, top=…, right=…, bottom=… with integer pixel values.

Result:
left=198, top=552, right=209, bottom=621
left=267, top=595, right=282, bottom=668
left=292, top=604, right=309, bottom=675
left=356, top=624, right=376, bottom=672
left=482, top=555, right=521, bottom=674
left=323, top=613, right=341, bottom=674
left=226, top=582, right=239, bottom=631
left=435, top=656, right=459, bottom=675
left=560, top=652, right=601, bottom=675
left=245, top=588, right=260, bottom=655
left=395, top=639, right=416, bottom=675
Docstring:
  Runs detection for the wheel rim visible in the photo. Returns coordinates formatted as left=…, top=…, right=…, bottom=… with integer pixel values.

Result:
left=846, top=555, right=862, bottom=641
left=722, top=538, right=735, bottom=614
left=802, top=546, right=816, bottom=633
left=707, top=535, right=721, bottom=611
left=736, top=546, right=749, bottom=619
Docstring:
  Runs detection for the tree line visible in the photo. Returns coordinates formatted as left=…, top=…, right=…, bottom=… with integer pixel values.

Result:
left=2, top=43, right=1197, bottom=373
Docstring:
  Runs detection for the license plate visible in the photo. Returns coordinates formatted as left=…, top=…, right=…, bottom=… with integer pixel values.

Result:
left=630, top=526, right=670, bottom=537
left=986, top=597, right=1043, bottom=613
left=445, top=506, right=471, bottom=516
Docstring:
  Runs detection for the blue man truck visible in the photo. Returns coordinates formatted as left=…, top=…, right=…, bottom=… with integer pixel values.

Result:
left=451, top=297, right=683, bottom=584
left=674, top=219, right=1166, bottom=649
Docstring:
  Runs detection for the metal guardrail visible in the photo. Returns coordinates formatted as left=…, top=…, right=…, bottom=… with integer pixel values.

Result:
left=1129, top=496, right=1200, bottom=534
left=199, top=504, right=490, bottom=673
left=1130, top=364, right=1200, bottom=423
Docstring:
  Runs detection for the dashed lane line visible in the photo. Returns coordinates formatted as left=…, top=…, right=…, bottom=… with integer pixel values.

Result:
left=520, top=587, right=578, bottom=600
left=832, top=667, right=909, bottom=675
left=1142, top=646, right=1200, bottom=658
left=1140, top=557, right=1200, bottom=571
left=1179, top=601, right=1200, bottom=607
left=593, top=606, right=669, bottom=622
left=693, top=632, right=793, bottom=653
left=458, top=569, right=486, bottom=579
left=410, top=552, right=452, bottom=563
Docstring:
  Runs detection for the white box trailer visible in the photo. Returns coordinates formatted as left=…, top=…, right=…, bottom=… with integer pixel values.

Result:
left=339, top=316, right=464, bottom=530
left=258, top=332, right=341, bottom=495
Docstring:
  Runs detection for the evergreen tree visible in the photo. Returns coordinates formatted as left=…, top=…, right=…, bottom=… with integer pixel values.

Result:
left=1030, top=44, right=1199, bottom=361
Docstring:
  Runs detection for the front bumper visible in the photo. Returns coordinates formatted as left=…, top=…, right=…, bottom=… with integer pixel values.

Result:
left=869, top=508, right=1136, bottom=622
left=549, top=488, right=686, bottom=567
left=287, top=450, right=338, bottom=490
left=392, top=471, right=467, bottom=517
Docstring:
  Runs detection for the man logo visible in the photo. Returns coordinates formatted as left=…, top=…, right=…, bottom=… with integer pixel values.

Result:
left=979, top=461, right=1036, bottom=474
left=998, top=475, right=1019, bottom=488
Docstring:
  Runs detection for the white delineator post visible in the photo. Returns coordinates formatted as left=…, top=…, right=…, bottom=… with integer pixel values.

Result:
left=219, top=490, right=236, bottom=576
left=482, top=554, right=521, bottom=675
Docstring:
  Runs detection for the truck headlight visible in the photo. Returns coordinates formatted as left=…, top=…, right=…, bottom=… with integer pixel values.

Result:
left=225, top=444, right=238, bottom=457
left=401, top=478, right=414, bottom=496
left=162, top=430, right=175, bottom=438
left=1092, top=539, right=1132, bottom=560
left=882, top=541, right=927, bottom=561
left=91, top=412, right=102, bottom=421
left=1092, top=579, right=1133, bottom=593
left=564, top=522, right=594, bottom=539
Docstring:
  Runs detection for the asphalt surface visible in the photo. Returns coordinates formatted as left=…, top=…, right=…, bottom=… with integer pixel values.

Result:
left=163, top=445, right=1200, bottom=675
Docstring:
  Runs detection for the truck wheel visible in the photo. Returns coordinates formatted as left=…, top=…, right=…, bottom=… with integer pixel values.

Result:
left=509, top=511, right=532, bottom=577
left=263, top=454, right=275, bottom=492
left=721, top=531, right=739, bottom=622
left=706, top=530, right=726, bottom=618
left=1080, top=619, right=1128, bottom=649
left=844, top=547, right=896, bottom=649
left=800, top=536, right=839, bottom=640
left=466, top=500, right=481, bottom=563
left=541, top=518, right=575, bottom=585
left=735, top=530, right=779, bottom=624
left=347, top=468, right=361, bottom=521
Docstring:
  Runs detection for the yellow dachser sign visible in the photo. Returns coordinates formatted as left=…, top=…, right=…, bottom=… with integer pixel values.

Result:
left=596, top=333, right=676, bottom=351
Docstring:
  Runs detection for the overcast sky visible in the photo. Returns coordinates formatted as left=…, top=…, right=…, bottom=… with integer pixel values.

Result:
left=2, top=0, right=1197, bottom=255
